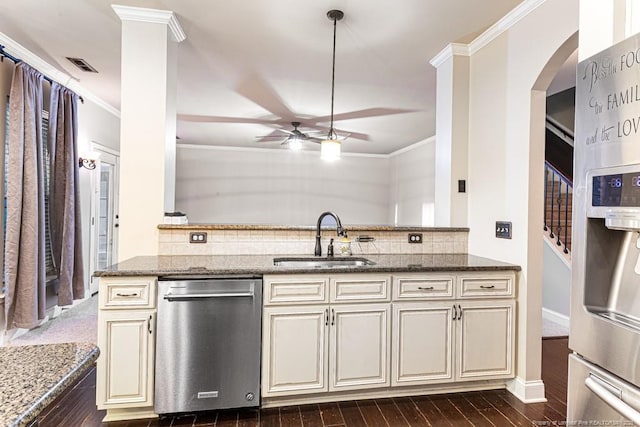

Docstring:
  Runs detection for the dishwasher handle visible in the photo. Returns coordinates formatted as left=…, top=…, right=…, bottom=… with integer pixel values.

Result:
left=164, top=291, right=254, bottom=300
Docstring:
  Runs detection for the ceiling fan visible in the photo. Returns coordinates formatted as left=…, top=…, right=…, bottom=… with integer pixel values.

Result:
left=176, top=11, right=417, bottom=148
left=255, top=121, right=325, bottom=150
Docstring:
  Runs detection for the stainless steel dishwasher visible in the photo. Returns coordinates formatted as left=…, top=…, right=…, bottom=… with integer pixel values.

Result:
left=154, top=276, right=262, bottom=414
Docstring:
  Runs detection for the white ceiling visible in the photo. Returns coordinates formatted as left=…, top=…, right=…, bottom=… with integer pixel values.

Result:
left=0, top=0, right=526, bottom=154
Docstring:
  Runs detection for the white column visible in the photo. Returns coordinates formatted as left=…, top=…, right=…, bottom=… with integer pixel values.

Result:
left=430, top=44, right=470, bottom=227
left=112, top=5, right=185, bottom=261
left=579, top=0, right=628, bottom=60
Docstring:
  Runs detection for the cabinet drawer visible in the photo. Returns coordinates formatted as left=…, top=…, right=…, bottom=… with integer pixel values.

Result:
left=458, top=274, right=514, bottom=298
left=99, top=277, right=156, bottom=309
left=264, top=276, right=328, bottom=305
left=392, top=276, right=454, bottom=300
left=330, top=275, right=390, bottom=303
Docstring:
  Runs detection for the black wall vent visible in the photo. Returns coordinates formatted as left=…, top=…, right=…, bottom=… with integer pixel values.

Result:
left=66, top=57, right=98, bottom=73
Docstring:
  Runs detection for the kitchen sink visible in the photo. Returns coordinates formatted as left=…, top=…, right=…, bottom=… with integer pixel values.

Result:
left=273, top=257, right=375, bottom=268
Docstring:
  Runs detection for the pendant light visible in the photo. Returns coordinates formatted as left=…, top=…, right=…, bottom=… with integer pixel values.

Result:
left=321, top=9, right=344, bottom=161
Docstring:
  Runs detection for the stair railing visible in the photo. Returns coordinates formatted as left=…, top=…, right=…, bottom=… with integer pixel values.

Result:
left=544, top=161, right=572, bottom=254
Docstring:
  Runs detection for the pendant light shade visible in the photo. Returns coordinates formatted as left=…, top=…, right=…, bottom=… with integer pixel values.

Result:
left=321, top=138, right=341, bottom=161
left=322, top=9, right=344, bottom=161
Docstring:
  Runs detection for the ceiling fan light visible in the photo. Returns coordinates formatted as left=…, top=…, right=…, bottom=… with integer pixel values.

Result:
left=321, top=139, right=341, bottom=161
left=288, top=138, right=303, bottom=151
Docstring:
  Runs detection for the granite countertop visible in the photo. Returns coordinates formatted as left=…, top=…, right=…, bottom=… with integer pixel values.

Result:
left=0, top=342, right=100, bottom=427
left=95, top=253, right=520, bottom=277
left=158, top=224, right=470, bottom=232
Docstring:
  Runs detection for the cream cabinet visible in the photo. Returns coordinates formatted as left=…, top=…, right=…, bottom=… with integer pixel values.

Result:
left=262, top=306, right=329, bottom=395
left=392, top=302, right=455, bottom=386
left=456, top=300, right=515, bottom=380
left=263, top=270, right=516, bottom=402
left=262, top=274, right=391, bottom=397
left=391, top=272, right=516, bottom=387
left=330, top=304, right=390, bottom=391
left=96, top=277, right=157, bottom=413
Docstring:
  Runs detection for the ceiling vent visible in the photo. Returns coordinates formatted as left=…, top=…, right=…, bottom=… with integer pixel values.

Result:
left=66, top=57, right=98, bottom=73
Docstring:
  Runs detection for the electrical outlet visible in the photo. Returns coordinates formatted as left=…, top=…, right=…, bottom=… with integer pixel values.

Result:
left=189, top=232, right=207, bottom=243
left=408, top=233, right=423, bottom=244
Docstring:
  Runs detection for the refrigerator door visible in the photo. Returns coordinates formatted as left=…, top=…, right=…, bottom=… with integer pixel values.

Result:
left=568, top=354, right=640, bottom=425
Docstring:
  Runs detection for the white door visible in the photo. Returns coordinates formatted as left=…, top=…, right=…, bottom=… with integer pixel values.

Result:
left=392, top=302, right=454, bottom=386
left=329, top=304, right=390, bottom=391
left=89, top=146, right=119, bottom=294
left=262, top=306, right=329, bottom=397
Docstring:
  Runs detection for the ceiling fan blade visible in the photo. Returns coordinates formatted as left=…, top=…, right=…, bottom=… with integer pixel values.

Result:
left=255, top=130, right=285, bottom=142
left=178, top=114, right=280, bottom=125
left=236, top=74, right=294, bottom=120
left=312, top=107, right=417, bottom=123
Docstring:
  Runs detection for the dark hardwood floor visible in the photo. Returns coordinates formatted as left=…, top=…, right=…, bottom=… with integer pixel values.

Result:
left=37, top=337, right=570, bottom=426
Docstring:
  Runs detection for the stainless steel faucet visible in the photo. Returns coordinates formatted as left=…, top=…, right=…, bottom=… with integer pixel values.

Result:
left=314, top=212, right=345, bottom=256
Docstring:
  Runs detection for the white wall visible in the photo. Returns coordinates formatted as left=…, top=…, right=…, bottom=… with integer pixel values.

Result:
left=176, top=140, right=435, bottom=227
left=388, top=138, right=436, bottom=226
left=176, top=146, right=391, bottom=225
left=465, top=0, right=579, bottom=394
left=542, top=240, right=570, bottom=317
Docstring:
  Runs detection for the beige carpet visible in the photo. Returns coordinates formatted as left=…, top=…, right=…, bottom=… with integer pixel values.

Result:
left=542, top=316, right=569, bottom=338
left=5, top=295, right=98, bottom=346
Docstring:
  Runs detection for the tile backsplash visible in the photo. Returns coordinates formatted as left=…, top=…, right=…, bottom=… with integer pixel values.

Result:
left=158, top=226, right=469, bottom=256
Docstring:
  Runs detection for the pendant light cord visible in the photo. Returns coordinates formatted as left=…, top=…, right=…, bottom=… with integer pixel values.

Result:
left=329, top=14, right=337, bottom=139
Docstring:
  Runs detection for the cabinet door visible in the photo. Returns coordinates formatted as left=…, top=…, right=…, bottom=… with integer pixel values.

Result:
left=330, top=304, right=390, bottom=391
left=96, top=310, right=155, bottom=409
left=262, top=306, right=329, bottom=397
left=456, top=300, right=515, bottom=381
left=392, top=303, right=454, bottom=386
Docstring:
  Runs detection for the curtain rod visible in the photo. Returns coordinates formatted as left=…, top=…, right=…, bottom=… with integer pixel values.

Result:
left=0, top=45, right=84, bottom=104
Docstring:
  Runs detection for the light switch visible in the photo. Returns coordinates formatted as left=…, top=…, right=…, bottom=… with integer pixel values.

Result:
left=495, top=222, right=512, bottom=239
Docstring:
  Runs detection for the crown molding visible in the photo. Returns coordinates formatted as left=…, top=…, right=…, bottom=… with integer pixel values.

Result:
left=177, top=143, right=390, bottom=158
left=389, top=136, right=435, bottom=157
left=112, top=5, right=186, bottom=43
left=468, top=0, right=546, bottom=55
left=178, top=141, right=429, bottom=159
left=429, top=43, right=470, bottom=68
left=430, top=0, right=546, bottom=67
left=0, top=31, right=120, bottom=118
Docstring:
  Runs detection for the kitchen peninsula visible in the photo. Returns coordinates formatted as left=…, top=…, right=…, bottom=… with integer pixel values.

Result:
left=94, top=225, right=520, bottom=422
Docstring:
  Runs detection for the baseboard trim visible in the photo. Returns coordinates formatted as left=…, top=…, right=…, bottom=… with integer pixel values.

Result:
left=507, top=377, right=547, bottom=403
left=102, top=408, right=157, bottom=422
left=542, top=307, right=570, bottom=329
left=264, top=380, right=509, bottom=408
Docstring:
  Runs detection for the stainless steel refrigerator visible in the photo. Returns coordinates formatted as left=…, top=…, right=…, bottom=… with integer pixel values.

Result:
left=569, top=33, right=640, bottom=425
